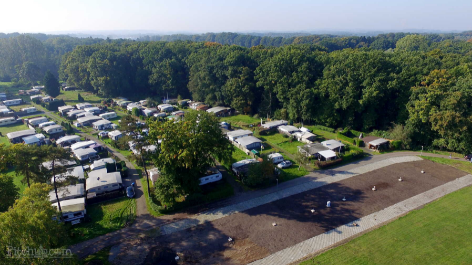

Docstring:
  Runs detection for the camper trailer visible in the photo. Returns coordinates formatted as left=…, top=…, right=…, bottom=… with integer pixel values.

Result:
left=43, top=125, right=63, bottom=134
left=0, top=117, right=18, bottom=126
left=70, top=140, right=96, bottom=151
left=28, top=117, right=49, bottom=126
left=3, top=99, right=22, bottom=106
left=73, top=147, right=98, bottom=162
left=86, top=171, right=123, bottom=195
left=52, top=197, right=86, bottom=224
left=199, top=168, right=223, bottom=185
left=268, top=153, right=284, bottom=164
left=21, top=107, right=37, bottom=113
left=99, top=112, right=117, bottom=120
left=56, top=135, right=81, bottom=147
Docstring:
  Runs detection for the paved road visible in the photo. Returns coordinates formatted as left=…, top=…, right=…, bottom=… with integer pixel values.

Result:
left=70, top=151, right=465, bottom=259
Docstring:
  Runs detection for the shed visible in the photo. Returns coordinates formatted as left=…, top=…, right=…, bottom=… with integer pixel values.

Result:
left=206, top=106, right=230, bottom=116
left=262, top=120, right=288, bottom=129
left=278, top=125, right=300, bottom=135
left=318, top=150, right=338, bottom=161
left=368, top=138, right=389, bottom=150
left=108, top=130, right=122, bottom=141
left=235, top=136, right=262, bottom=150
left=226, top=129, right=253, bottom=141
left=321, top=140, right=345, bottom=152
left=23, top=135, right=41, bottom=146
left=298, top=143, right=329, bottom=158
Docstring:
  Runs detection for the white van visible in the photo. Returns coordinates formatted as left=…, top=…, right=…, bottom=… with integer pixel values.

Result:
left=268, top=153, right=284, bottom=164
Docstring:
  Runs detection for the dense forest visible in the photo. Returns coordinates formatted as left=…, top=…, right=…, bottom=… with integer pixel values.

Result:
left=2, top=32, right=472, bottom=152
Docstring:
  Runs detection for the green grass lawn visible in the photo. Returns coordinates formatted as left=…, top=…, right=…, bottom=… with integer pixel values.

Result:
left=301, top=184, right=472, bottom=265
left=68, top=197, right=136, bottom=245
left=220, top=115, right=260, bottom=127
left=421, top=156, right=472, bottom=174
left=8, top=102, right=34, bottom=112
left=257, top=131, right=304, bottom=155
left=0, top=123, right=30, bottom=146
left=56, top=90, right=103, bottom=105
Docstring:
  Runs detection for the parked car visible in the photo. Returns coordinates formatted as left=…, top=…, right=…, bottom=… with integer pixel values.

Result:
left=126, top=184, right=135, bottom=198
left=277, top=160, right=293, bottom=169
left=465, top=154, right=472, bottom=160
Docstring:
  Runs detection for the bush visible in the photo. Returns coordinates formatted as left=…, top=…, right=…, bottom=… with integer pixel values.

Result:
left=357, top=139, right=364, bottom=147
left=312, top=125, right=335, bottom=133
left=392, top=140, right=403, bottom=150
left=253, top=114, right=259, bottom=119
left=45, top=99, right=65, bottom=111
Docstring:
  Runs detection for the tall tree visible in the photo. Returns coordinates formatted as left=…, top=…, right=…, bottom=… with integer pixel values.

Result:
left=10, top=144, right=44, bottom=188
left=148, top=110, right=233, bottom=204
left=43, top=70, right=60, bottom=97
left=0, top=175, right=19, bottom=212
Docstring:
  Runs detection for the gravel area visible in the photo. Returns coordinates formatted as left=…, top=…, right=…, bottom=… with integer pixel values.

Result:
left=150, top=160, right=466, bottom=264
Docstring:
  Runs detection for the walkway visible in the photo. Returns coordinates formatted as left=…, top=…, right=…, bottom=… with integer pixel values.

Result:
left=250, top=174, right=472, bottom=265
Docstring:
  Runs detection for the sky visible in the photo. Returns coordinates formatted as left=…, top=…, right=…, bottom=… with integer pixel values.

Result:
left=1, top=0, right=471, bottom=34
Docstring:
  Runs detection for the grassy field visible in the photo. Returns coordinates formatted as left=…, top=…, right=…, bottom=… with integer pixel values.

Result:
left=301, top=184, right=472, bottom=265
left=69, top=197, right=136, bottom=245
left=258, top=131, right=304, bottom=154
left=56, top=90, right=103, bottom=105
left=8, top=102, right=34, bottom=112
left=102, top=138, right=133, bottom=158
left=421, top=156, right=472, bottom=174
left=220, top=114, right=260, bottom=127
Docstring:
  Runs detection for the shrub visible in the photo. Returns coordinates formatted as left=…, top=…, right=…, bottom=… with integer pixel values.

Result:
left=392, top=140, right=403, bottom=150
left=357, top=139, right=364, bottom=147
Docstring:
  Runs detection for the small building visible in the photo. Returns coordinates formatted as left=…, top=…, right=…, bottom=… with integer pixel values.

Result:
left=26, top=89, right=40, bottom=95
left=76, top=116, right=102, bottom=126
left=86, top=171, right=122, bottom=195
left=76, top=112, right=95, bottom=119
left=0, top=117, right=18, bottom=126
left=32, top=85, right=44, bottom=90
left=321, top=140, right=345, bottom=152
left=92, top=120, right=112, bottom=130
left=117, top=100, right=132, bottom=107
left=49, top=184, right=85, bottom=203
left=3, top=99, right=22, bottom=106
left=28, top=117, right=49, bottom=127
left=160, top=105, right=174, bottom=113
left=90, top=158, right=115, bottom=171
left=199, top=168, right=222, bottom=185
left=70, top=140, right=96, bottom=151
left=318, top=150, right=338, bottom=161
left=51, top=166, right=85, bottom=183
left=235, top=136, right=262, bottom=150
left=52, top=197, right=86, bottom=223
left=139, top=99, right=148, bottom=106
left=226, top=129, right=253, bottom=141
left=189, top=102, right=203, bottom=110
left=42, top=96, right=53, bottom=103
left=231, top=159, right=259, bottom=176
left=108, top=130, right=122, bottom=141
left=73, top=147, right=98, bottom=162
left=84, top=107, right=101, bottom=115
left=21, top=107, right=37, bottom=114
left=207, top=106, right=230, bottom=116
left=76, top=102, right=92, bottom=110
left=22, top=135, right=42, bottom=146
left=293, top=131, right=317, bottom=143
left=127, top=103, right=143, bottom=112
left=163, top=98, right=178, bottom=104
left=196, top=104, right=209, bottom=111
left=99, top=112, right=117, bottom=120
left=30, top=95, right=42, bottom=101
left=171, top=110, right=185, bottom=116
left=7, top=129, right=36, bottom=143
left=67, top=109, right=86, bottom=119
left=43, top=124, right=63, bottom=134
left=262, top=120, right=288, bottom=129
left=178, top=100, right=188, bottom=106
left=148, top=168, right=160, bottom=182
left=367, top=138, right=389, bottom=151
left=142, top=108, right=157, bottom=117
left=58, top=105, right=76, bottom=115
left=38, top=121, right=56, bottom=128
left=42, top=159, right=77, bottom=170
left=298, top=143, right=330, bottom=158
left=278, top=125, right=300, bottom=136
left=268, top=153, right=284, bottom=164
left=153, top=112, right=167, bottom=118
left=56, top=135, right=81, bottom=147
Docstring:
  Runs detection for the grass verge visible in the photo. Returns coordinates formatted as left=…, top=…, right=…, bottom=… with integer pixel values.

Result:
left=68, top=197, right=136, bottom=245
left=301, top=184, right=472, bottom=265
left=421, top=155, right=472, bottom=174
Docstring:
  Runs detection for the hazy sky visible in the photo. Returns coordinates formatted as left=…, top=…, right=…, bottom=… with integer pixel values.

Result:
left=1, top=0, right=471, bottom=33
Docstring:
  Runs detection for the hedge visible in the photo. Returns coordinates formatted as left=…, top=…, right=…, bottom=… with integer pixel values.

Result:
left=392, top=140, right=403, bottom=150
left=357, top=139, right=364, bottom=147
left=45, top=99, right=65, bottom=111
left=312, top=125, right=335, bottom=133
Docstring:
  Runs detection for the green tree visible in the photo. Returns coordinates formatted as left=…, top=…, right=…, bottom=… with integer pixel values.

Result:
left=0, top=183, right=75, bottom=265
left=148, top=110, right=233, bottom=204
left=15, top=61, right=42, bottom=85
left=10, top=144, right=44, bottom=188
left=43, top=70, right=60, bottom=97
left=77, top=93, right=84, bottom=102
left=0, top=175, right=19, bottom=212
left=131, top=107, right=140, bottom=117
left=244, top=155, right=275, bottom=187
left=395, top=35, right=431, bottom=52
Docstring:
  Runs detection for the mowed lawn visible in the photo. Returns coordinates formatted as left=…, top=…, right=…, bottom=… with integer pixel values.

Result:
left=301, top=184, right=472, bottom=265
left=220, top=114, right=260, bottom=127
left=258, top=131, right=304, bottom=154
left=69, top=197, right=136, bottom=245
left=0, top=122, right=30, bottom=146
left=56, top=90, right=103, bottom=105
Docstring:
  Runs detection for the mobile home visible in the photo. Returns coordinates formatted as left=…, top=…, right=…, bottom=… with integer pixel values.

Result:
left=28, top=117, right=49, bottom=126
left=58, top=105, right=76, bottom=115
left=52, top=197, right=86, bottom=223
left=67, top=109, right=86, bottom=119
left=90, top=158, right=115, bottom=171
left=38, top=121, right=56, bottom=128
left=108, top=130, right=122, bottom=141
left=7, top=129, right=36, bottom=143
left=86, top=171, right=123, bottom=195
left=49, top=184, right=85, bottom=203
left=0, top=117, right=18, bottom=126
left=56, top=135, right=81, bottom=147
left=99, top=112, right=117, bottom=120
left=76, top=103, right=92, bottom=110
left=92, top=120, right=112, bottom=130
left=199, top=168, right=223, bottom=185
left=73, top=147, right=98, bottom=162
left=75, top=112, right=94, bottom=119
left=84, top=107, right=101, bottom=115
left=76, top=116, right=102, bottom=126
left=70, top=140, right=96, bottom=151
left=43, top=124, right=63, bottom=134
left=21, top=107, right=37, bottom=114
left=268, top=153, right=284, bottom=164
left=3, top=99, right=22, bottom=106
